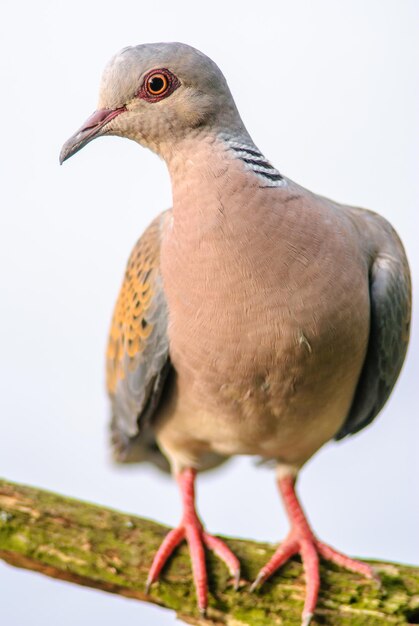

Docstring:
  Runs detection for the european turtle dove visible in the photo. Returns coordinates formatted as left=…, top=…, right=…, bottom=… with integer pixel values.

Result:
left=60, top=42, right=411, bottom=625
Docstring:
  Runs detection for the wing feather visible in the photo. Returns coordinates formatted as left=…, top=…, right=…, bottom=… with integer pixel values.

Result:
left=107, top=210, right=171, bottom=466
left=335, top=213, right=411, bottom=440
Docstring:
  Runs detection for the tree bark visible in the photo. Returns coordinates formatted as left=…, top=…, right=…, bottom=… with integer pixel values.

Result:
left=0, top=478, right=418, bottom=625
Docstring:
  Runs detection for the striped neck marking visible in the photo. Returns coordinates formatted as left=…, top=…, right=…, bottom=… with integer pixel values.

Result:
left=221, top=136, right=285, bottom=187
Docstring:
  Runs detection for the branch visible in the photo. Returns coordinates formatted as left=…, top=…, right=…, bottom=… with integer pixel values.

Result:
left=0, top=479, right=418, bottom=625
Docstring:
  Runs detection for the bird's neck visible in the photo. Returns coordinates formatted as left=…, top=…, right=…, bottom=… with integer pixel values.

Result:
left=163, top=130, right=285, bottom=226
left=165, top=133, right=233, bottom=222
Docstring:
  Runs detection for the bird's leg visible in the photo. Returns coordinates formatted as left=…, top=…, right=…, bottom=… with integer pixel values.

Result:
left=251, top=473, right=376, bottom=626
left=146, top=467, right=240, bottom=615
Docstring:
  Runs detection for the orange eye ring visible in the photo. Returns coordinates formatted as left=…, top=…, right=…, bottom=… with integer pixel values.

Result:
left=146, top=73, right=168, bottom=96
left=139, top=68, right=180, bottom=102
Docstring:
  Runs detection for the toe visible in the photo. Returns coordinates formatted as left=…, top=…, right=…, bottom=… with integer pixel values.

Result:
left=185, top=523, right=208, bottom=612
left=251, top=536, right=298, bottom=591
left=300, top=540, right=320, bottom=619
left=147, top=526, right=185, bottom=589
left=316, top=540, right=376, bottom=578
left=203, top=533, right=241, bottom=583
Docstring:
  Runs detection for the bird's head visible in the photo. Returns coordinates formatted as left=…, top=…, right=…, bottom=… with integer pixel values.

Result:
left=60, top=42, right=244, bottom=163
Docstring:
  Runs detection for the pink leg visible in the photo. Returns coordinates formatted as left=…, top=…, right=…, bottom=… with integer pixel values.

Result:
left=146, top=468, right=240, bottom=615
left=251, top=474, right=376, bottom=626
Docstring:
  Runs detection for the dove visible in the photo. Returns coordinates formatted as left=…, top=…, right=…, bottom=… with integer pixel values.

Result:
left=60, top=42, right=411, bottom=624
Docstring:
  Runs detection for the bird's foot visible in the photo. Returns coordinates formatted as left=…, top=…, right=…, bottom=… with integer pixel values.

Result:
left=145, top=469, right=240, bottom=615
left=146, top=518, right=240, bottom=614
left=250, top=474, right=376, bottom=626
left=250, top=532, right=375, bottom=623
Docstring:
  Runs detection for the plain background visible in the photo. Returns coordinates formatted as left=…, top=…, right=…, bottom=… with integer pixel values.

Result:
left=1, top=1, right=418, bottom=624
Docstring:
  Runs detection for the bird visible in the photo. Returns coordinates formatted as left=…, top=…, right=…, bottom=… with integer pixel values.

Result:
left=60, top=42, right=411, bottom=625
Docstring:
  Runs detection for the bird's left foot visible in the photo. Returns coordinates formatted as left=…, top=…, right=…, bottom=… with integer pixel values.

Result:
left=250, top=475, right=377, bottom=626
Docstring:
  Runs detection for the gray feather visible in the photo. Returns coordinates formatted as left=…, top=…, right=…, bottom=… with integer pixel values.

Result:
left=336, top=216, right=411, bottom=440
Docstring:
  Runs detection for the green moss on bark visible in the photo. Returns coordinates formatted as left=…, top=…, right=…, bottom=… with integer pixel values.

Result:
left=0, top=478, right=418, bottom=625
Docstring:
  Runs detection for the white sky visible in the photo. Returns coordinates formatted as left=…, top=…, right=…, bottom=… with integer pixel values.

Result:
left=1, top=1, right=418, bottom=624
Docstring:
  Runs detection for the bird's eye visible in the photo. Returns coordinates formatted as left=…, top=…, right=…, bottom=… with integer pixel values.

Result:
left=139, top=68, right=180, bottom=102
left=147, top=73, right=168, bottom=95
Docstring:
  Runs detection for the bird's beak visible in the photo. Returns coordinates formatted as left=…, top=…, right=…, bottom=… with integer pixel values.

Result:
left=59, top=106, right=126, bottom=164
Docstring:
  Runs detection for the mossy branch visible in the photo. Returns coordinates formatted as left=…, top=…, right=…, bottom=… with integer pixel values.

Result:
left=0, top=478, right=418, bottom=625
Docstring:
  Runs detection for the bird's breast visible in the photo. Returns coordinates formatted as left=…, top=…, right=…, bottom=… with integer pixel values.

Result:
left=158, top=192, right=370, bottom=463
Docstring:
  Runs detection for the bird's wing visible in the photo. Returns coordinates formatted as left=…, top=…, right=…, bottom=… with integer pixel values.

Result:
left=107, top=210, right=172, bottom=465
left=335, top=209, right=411, bottom=440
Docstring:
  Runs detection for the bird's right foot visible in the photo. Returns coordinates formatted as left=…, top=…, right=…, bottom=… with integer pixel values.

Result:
left=145, top=468, right=240, bottom=615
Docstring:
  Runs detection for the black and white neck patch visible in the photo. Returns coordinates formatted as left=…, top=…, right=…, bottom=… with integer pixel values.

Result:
left=220, top=135, right=285, bottom=188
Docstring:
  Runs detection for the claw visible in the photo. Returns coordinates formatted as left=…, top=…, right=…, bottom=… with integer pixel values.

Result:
left=301, top=612, right=313, bottom=626
left=371, top=566, right=382, bottom=587
left=145, top=578, right=152, bottom=594
left=249, top=571, right=265, bottom=593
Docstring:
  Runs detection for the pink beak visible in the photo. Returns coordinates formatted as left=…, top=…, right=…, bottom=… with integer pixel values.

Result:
left=59, top=106, right=126, bottom=164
